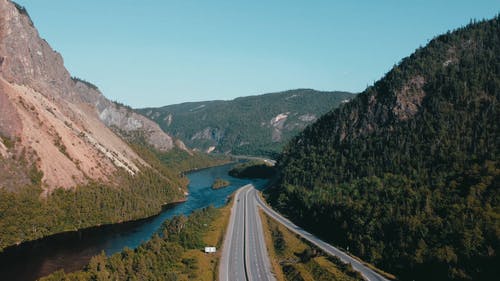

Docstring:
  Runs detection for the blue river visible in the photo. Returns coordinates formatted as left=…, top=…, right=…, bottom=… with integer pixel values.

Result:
left=0, top=163, right=268, bottom=281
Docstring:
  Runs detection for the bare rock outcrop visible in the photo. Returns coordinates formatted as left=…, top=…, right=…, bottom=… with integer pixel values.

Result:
left=0, top=1, right=72, bottom=99
left=73, top=80, right=177, bottom=152
left=393, top=76, right=426, bottom=120
left=0, top=137, right=8, bottom=158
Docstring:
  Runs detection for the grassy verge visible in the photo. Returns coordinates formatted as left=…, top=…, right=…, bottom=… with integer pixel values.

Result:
left=260, top=209, right=286, bottom=281
left=260, top=210, right=365, bottom=281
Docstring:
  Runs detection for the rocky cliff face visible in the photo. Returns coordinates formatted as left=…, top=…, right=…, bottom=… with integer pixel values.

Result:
left=0, top=0, right=181, bottom=192
left=73, top=79, right=178, bottom=152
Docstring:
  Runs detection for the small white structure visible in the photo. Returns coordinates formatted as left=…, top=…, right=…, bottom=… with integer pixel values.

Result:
left=204, top=246, right=216, bottom=253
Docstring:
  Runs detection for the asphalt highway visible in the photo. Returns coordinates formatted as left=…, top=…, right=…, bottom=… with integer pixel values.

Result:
left=246, top=187, right=275, bottom=281
left=219, top=185, right=275, bottom=281
left=220, top=184, right=389, bottom=281
left=219, top=186, right=248, bottom=281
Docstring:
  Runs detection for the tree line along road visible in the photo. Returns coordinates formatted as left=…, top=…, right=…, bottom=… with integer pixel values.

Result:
left=220, top=184, right=390, bottom=281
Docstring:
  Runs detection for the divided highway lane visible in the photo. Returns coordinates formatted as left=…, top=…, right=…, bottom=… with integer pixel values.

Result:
left=219, top=185, right=275, bottom=281
left=219, top=186, right=247, bottom=281
left=246, top=187, right=275, bottom=281
left=253, top=184, right=390, bottom=281
left=221, top=184, right=387, bottom=281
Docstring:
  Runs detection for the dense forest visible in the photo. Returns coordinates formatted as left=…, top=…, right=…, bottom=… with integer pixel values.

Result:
left=41, top=206, right=220, bottom=281
left=0, top=142, right=228, bottom=252
left=138, top=89, right=354, bottom=157
left=267, top=17, right=499, bottom=280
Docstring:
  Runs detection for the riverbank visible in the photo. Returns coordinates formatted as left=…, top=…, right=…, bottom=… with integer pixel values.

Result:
left=1, top=198, right=187, bottom=252
left=174, top=192, right=235, bottom=281
left=0, top=163, right=269, bottom=281
left=40, top=190, right=237, bottom=280
left=181, top=159, right=238, bottom=176
left=0, top=165, right=188, bottom=252
left=0, top=154, right=231, bottom=253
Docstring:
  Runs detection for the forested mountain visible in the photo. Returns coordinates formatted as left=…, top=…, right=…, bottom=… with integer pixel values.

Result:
left=138, top=89, right=354, bottom=157
left=267, top=17, right=499, bottom=280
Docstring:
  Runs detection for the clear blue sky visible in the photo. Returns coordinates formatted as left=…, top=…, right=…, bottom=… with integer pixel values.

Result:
left=15, top=0, right=499, bottom=108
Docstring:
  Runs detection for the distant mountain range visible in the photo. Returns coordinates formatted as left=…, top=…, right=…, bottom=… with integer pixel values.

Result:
left=267, top=16, right=499, bottom=281
left=138, top=89, right=354, bottom=157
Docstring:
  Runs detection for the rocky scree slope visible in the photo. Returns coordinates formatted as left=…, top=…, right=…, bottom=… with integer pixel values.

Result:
left=138, top=89, right=354, bottom=157
left=0, top=0, right=184, bottom=192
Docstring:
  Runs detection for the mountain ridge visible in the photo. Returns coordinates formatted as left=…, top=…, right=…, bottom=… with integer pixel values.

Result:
left=138, top=89, right=354, bottom=157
